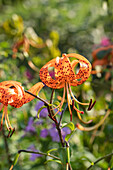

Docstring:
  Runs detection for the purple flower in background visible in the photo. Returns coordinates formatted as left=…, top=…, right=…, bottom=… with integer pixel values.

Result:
left=28, top=144, right=42, bottom=161
left=35, top=101, right=48, bottom=118
left=40, top=128, right=49, bottom=138
left=40, top=123, right=71, bottom=142
left=25, top=69, right=33, bottom=80
left=100, top=37, right=110, bottom=46
left=61, top=127, right=71, bottom=141
left=48, top=126, right=60, bottom=142
left=40, top=108, right=48, bottom=117
left=35, top=101, right=44, bottom=111
left=25, top=117, right=36, bottom=133
left=35, top=119, right=43, bottom=125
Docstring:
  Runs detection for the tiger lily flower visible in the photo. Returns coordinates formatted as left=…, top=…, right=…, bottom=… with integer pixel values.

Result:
left=0, top=81, right=44, bottom=136
left=40, top=53, right=96, bottom=122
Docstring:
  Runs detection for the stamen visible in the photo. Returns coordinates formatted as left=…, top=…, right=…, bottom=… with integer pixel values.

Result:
left=74, top=106, right=84, bottom=114
left=52, top=84, right=66, bottom=111
left=7, top=127, right=15, bottom=138
left=7, top=127, right=11, bottom=138
left=87, top=99, right=96, bottom=111
left=52, top=84, right=66, bottom=118
left=76, top=109, right=110, bottom=131
left=69, top=84, right=89, bottom=106
left=10, top=128, right=15, bottom=137
left=66, top=83, right=72, bottom=121
left=5, top=113, right=9, bottom=131
left=76, top=110, right=92, bottom=124
left=72, top=100, right=74, bottom=111
left=6, top=113, right=13, bottom=130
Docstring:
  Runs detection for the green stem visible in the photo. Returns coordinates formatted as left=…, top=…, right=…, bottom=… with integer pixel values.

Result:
left=18, top=149, right=60, bottom=160
left=87, top=152, right=113, bottom=170
left=25, top=89, right=65, bottom=148
left=65, top=142, right=72, bottom=170
left=49, top=89, right=65, bottom=147
left=66, top=146, right=70, bottom=164
left=2, top=125, right=12, bottom=164
left=10, top=149, right=60, bottom=170
left=24, top=90, right=49, bottom=106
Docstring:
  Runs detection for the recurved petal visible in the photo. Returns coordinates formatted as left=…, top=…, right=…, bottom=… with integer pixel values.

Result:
left=0, top=86, right=16, bottom=105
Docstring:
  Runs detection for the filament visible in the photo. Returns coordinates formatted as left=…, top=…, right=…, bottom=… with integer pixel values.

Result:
left=76, top=109, right=92, bottom=124
left=66, top=83, right=72, bottom=121
left=76, top=109, right=110, bottom=131
left=0, top=105, right=5, bottom=129
left=52, top=84, right=66, bottom=111
left=69, top=84, right=89, bottom=106
left=52, top=84, right=66, bottom=117
left=74, top=105, right=84, bottom=114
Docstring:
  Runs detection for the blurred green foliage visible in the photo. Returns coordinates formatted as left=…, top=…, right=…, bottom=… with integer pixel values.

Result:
left=0, top=0, right=113, bottom=169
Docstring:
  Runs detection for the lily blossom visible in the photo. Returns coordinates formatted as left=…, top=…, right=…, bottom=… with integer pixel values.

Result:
left=0, top=81, right=44, bottom=136
left=40, top=53, right=96, bottom=122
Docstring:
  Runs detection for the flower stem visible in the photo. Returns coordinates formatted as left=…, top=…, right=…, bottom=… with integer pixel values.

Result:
left=24, top=90, right=49, bottom=106
left=87, top=152, right=113, bottom=170
left=18, top=149, right=60, bottom=160
left=65, top=142, right=72, bottom=170
left=25, top=89, right=65, bottom=147
left=9, top=149, right=60, bottom=170
left=2, top=125, right=12, bottom=164
left=49, top=89, right=65, bottom=147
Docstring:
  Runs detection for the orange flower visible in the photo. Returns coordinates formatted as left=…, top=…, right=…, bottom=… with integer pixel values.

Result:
left=0, top=81, right=44, bottom=136
left=40, top=53, right=95, bottom=122
left=92, top=45, right=113, bottom=68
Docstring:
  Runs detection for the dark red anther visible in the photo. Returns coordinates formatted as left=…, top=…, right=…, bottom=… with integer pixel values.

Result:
left=87, top=99, right=96, bottom=111
left=7, top=127, right=11, bottom=138
left=72, top=100, right=74, bottom=111
left=87, top=99, right=92, bottom=110
left=10, top=127, right=15, bottom=137
left=7, top=127, right=15, bottom=138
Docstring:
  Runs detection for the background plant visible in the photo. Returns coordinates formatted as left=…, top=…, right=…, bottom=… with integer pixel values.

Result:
left=0, top=0, right=113, bottom=169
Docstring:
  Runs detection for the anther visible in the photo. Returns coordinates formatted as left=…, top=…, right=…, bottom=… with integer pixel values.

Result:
left=7, top=127, right=11, bottom=138
left=72, top=100, right=74, bottom=111
left=87, top=99, right=96, bottom=111
left=10, top=127, right=15, bottom=137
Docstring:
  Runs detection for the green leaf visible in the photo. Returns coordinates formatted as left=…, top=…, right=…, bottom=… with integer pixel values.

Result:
left=37, top=105, right=47, bottom=118
left=80, top=156, right=93, bottom=163
left=45, top=159, right=62, bottom=165
left=62, top=122, right=75, bottom=131
left=48, top=104, right=53, bottom=107
left=12, top=153, right=20, bottom=166
left=65, top=131, right=75, bottom=142
left=47, top=148, right=58, bottom=154
left=58, top=147, right=67, bottom=164
left=110, top=155, right=113, bottom=168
